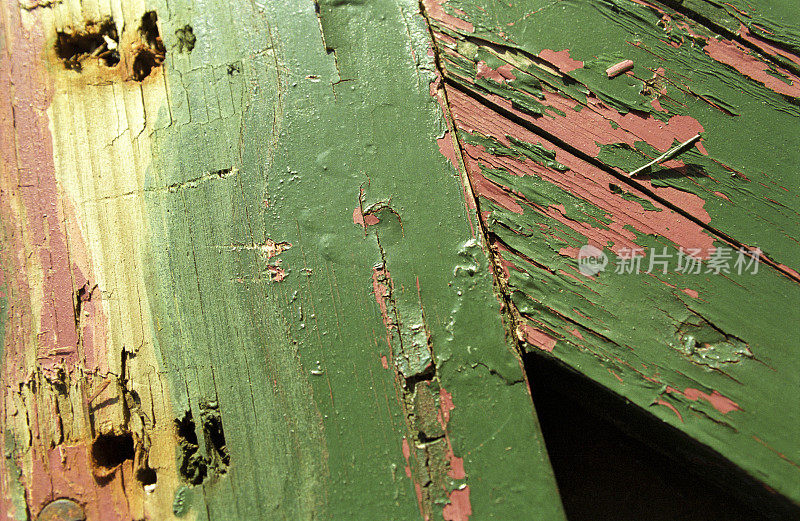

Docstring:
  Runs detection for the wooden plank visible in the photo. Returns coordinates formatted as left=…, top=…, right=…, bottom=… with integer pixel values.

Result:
left=422, top=0, right=800, bottom=512
left=0, top=0, right=566, bottom=519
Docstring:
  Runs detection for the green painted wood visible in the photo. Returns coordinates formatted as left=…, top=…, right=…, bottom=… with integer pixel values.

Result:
left=0, top=0, right=569, bottom=518
left=422, top=0, right=800, bottom=512
left=140, top=0, right=565, bottom=519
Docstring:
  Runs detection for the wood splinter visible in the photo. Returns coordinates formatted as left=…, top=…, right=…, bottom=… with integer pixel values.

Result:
left=629, top=133, right=703, bottom=177
left=606, top=59, right=634, bottom=78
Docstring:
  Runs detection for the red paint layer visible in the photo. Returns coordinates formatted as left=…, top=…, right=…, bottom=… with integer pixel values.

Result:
left=476, top=61, right=516, bottom=83
left=450, top=89, right=715, bottom=255
left=667, top=386, right=740, bottom=414
left=519, top=323, right=557, bottom=352
left=704, top=37, right=800, bottom=98
left=0, top=1, right=122, bottom=516
left=467, top=169, right=523, bottom=214
left=28, top=444, right=130, bottom=521
left=422, top=0, right=474, bottom=33
left=655, top=398, right=684, bottom=422
left=437, top=133, right=460, bottom=170
left=443, top=487, right=472, bottom=521
left=737, top=24, right=800, bottom=69
left=681, top=288, right=699, bottom=298
left=538, top=49, right=583, bottom=72
left=438, top=388, right=455, bottom=429
left=353, top=206, right=380, bottom=228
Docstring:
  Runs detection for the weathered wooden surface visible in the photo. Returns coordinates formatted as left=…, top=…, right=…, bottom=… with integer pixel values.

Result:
left=423, top=0, right=800, bottom=512
left=4, top=0, right=800, bottom=518
left=0, top=0, right=568, bottom=519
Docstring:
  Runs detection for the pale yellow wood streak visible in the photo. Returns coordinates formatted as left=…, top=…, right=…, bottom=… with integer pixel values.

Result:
left=39, top=0, right=183, bottom=518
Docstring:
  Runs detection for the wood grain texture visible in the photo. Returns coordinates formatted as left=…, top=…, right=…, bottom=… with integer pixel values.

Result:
left=0, top=0, right=565, bottom=519
left=423, top=0, right=800, bottom=512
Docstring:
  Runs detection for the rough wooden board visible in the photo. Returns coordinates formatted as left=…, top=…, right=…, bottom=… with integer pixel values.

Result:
left=423, top=0, right=800, bottom=511
left=0, top=0, right=566, bottom=519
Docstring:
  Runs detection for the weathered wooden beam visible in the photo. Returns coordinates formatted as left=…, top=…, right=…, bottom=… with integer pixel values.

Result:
left=423, top=0, right=800, bottom=512
left=0, top=0, right=569, bottom=519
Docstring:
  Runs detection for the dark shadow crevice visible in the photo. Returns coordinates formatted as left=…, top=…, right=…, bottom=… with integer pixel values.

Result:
left=524, top=351, right=800, bottom=521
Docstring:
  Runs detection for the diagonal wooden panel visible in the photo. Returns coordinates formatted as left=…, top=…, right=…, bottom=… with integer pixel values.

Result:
left=423, top=0, right=800, bottom=513
left=0, top=0, right=567, bottom=519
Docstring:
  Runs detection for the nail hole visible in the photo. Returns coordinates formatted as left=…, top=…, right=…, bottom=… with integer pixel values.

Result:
left=136, top=466, right=157, bottom=486
left=132, top=11, right=165, bottom=81
left=55, top=17, right=119, bottom=70
left=91, top=431, right=134, bottom=469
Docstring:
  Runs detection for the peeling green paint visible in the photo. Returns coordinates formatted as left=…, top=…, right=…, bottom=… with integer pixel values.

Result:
left=425, top=0, right=800, bottom=511
left=136, top=0, right=564, bottom=519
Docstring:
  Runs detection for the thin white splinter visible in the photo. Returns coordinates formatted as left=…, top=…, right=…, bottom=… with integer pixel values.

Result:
left=629, top=133, right=702, bottom=177
left=102, top=34, right=118, bottom=50
left=90, top=41, right=107, bottom=56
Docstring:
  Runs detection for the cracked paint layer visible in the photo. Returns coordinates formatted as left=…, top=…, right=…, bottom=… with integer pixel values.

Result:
left=425, top=0, right=800, bottom=512
left=0, top=0, right=567, bottom=519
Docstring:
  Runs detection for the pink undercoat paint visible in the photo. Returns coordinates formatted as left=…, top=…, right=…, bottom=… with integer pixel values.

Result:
left=353, top=206, right=380, bottom=228
left=428, top=45, right=478, bottom=237
left=28, top=444, right=131, bottom=520
left=541, top=88, right=707, bottom=156
left=737, top=24, right=800, bottom=69
left=752, top=436, right=800, bottom=469
left=475, top=61, right=516, bottom=83
left=558, top=268, right=586, bottom=284
left=267, top=264, right=287, bottom=282
left=568, top=328, right=584, bottom=340
left=446, top=87, right=715, bottom=245
left=403, top=423, right=466, bottom=521
left=416, top=484, right=429, bottom=521
left=425, top=386, right=470, bottom=519
left=438, top=388, right=455, bottom=429
left=776, top=263, right=800, bottom=281
left=650, top=97, right=666, bottom=112
left=447, top=452, right=466, bottom=480
left=666, top=386, right=740, bottom=414
left=437, top=133, right=461, bottom=170
left=608, top=369, right=624, bottom=384
left=650, top=8, right=800, bottom=99
left=466, top=169, right=524, bottom=215
left=421, top=0, right=474, bottom=33
left=559, top=246, right=581, bottom=258
left=464, top=145, right=713, bottom=258
left=704, top=37, right=800, bottom=98
left=681, top=288, right=699, bottom=298
left=655, top=398, right=684, bottom=422
left=402, top=437, right=412, bottom=468
left=442, top=436, right=467, bottom=481
left=449, top=89, right=717, bottom=257
left=437, top=387, right=468, bottom=481
left=519, top=323, right=557, bottom=352
left=372, top=267, right=395, bottom=352
left=538, top=49, right=584, bottom=72
left=0, top=2, right=124, bottom=517
left=493, top=242, right=525, bottom=281
left=443, top=61, right=710, bottom=160
left=443, top=487, right=472, bottom=521
left=433, top=30, right=458, bottom=47
left=401, top=437, right=428, bottom=519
